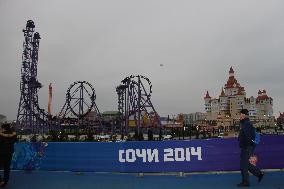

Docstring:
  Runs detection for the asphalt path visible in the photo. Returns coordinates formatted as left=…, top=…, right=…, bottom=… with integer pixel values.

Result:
left=1, top=170, right=283, bottom=189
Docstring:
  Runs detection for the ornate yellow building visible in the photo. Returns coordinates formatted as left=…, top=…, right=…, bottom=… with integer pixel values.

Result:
left=204, top=67, right=275, bottom=130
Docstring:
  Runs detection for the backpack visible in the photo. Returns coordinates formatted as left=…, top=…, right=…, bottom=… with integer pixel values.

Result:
left=252, top=130, right=261, bottom=145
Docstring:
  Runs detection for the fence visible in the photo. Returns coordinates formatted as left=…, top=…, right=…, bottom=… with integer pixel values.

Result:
left=11, top=135, right=284, bottom=172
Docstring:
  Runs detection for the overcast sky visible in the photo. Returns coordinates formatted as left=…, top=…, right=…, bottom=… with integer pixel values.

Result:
left=1, top=0, right=284, bottom=120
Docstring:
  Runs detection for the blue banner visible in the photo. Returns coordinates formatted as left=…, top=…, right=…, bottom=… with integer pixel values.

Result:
left=12, top=135, right=284, bottom=172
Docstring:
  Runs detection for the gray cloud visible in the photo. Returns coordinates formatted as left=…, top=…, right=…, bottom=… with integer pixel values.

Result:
left=1, top=0, right=284, bottom=120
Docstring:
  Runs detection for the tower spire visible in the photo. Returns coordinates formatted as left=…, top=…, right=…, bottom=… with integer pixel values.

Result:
left=220, top=87, right=225, bottom=96
left=229, top=66, right=234, bottom=77
left=204, top=91, right=211, bottom=98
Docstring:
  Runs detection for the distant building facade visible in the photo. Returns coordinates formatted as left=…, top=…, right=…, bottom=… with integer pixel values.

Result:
left=277, top=112, right=284, bottom=130
left=183, top=112, right=206, bottom=125
left=204, top=67, right=275, bottom=130
left=0, top=114, right=7, bottom=124
left=101, top=111, right=121, bottom=122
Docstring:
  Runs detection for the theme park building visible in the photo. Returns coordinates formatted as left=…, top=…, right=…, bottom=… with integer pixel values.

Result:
left=204, top=67, right=275, bottom=131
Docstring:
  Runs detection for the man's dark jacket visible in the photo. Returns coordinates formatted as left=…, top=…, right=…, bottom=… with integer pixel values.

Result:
left=0, top=131, right=17, bottom=162
left=238, top=118, right=255, bottom=148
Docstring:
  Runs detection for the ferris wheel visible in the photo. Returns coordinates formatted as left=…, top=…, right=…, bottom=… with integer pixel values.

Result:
left=67, top=81, right=96, bottom=117
left=59, top=81, right=100, bottom=119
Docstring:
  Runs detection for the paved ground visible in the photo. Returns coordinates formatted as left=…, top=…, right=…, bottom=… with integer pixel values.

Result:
left=1, top=170, right=283, bottom=189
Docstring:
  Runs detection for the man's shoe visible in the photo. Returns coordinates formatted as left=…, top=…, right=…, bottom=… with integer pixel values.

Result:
left=0, top=181, right=7, bottom=188
left=258, top=173, right=264, bottom=183
left=237, top=182, right=250, bottom=187
left=0, top=181, right=5, bottom=187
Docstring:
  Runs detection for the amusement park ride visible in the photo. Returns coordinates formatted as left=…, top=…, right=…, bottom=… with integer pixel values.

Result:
left=116, top=75, right=161, bottom=136
left=16, top=20, right=161, bottom=136
left=58, top=81, right=102, bottom=131
left=16, top=20, right=49, bottom=134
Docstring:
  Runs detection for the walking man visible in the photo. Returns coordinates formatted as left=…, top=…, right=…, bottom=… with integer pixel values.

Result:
left=237, top=109, right=264, bottom=187
left=0, top=123, right=17, bottom=187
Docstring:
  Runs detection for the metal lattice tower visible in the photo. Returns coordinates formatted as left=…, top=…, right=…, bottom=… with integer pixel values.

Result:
left=16, top=20, right=49, bottom=134
left=116, top=75, right=161, bottom=136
